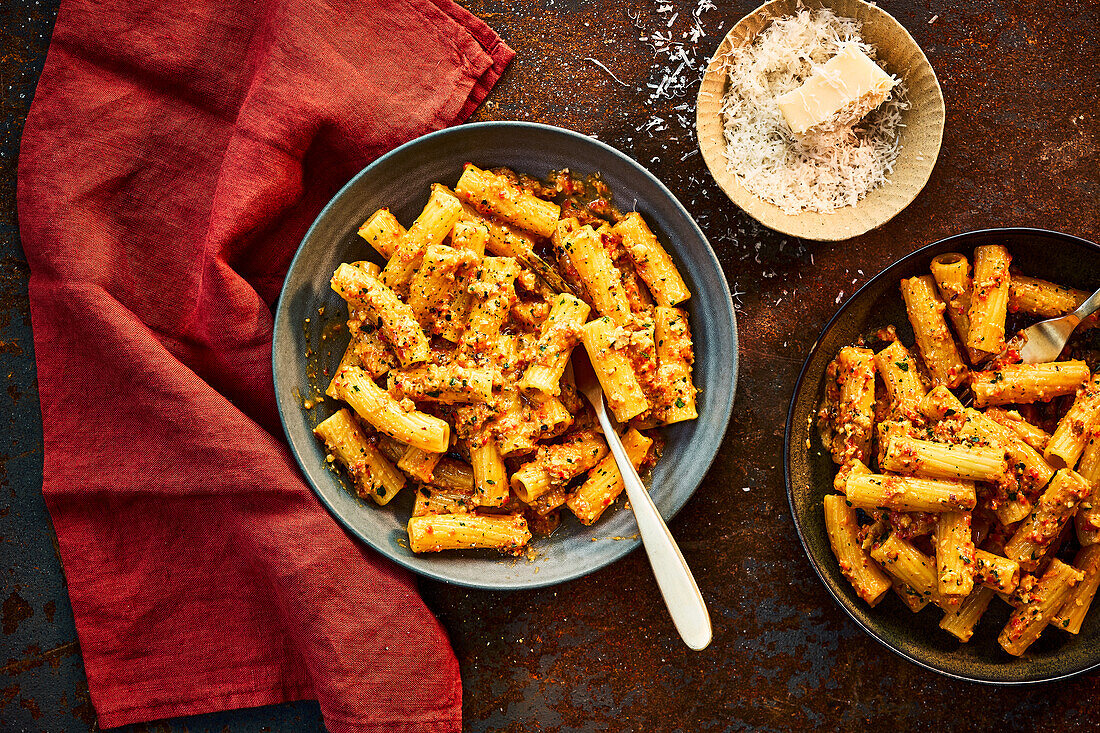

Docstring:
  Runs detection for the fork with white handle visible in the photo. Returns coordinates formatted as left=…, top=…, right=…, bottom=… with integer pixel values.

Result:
left=572, top=350, right=713, bottom=651
left=1016, top=285, right=1100, bottom=364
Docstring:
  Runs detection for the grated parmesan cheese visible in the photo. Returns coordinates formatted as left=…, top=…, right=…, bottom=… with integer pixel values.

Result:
left=719, top=9, right=909, bottom=214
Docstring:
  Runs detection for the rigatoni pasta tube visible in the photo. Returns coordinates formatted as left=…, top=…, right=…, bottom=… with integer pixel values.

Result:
left=333, top=366, right=449, bottom=454
left=561, top=226, right=632, bottom=326
left=929, top=252, right=980, bottom=363
left=1010, top=275, right=1099, bottom=329
left=390, top=363, right=493, bottom=404
left=428, top=458, right=475, bottom=493
left=450, top=185, right=538, bottom=257
left=439, top=270, right=475, bottom=345
left=971, top=361, right=1090, bottom=408
left=407, top=513, right=531, bottom=555
left=1027, top=520, right=1075, bottom=579
left=653, top=306, right=697, bottom=425
left=581, top=317, right=650, bottom=423
left=918, top=385, right=966, bottom=421
left=984, top=408, right=1051, bottom=452
left=489, top=390, right=574, bottom=459
left=1004, top=469, right=1091, bottom=571
left=358, top=208, right=405, bottom=259
left=326, top=338, right=361, bottom=399
left=567, top=429, right=653, bottom=526
left=330, top=263, right=430, bottom=366
left=1045, top=374, right=1100, bottom=470
left=491, top=391, right=538, bottom=457
left=411, top=486, right=474, bottom=517
left=996, top=499, right=1033, bottom=532
left=610, top=236, right=656, bottom=310
left=449, top=218, right=487, bottom=258
left=455, top=164, right=560, bottom=238
left=459, top=257, right=520, bottom=358
left=624, top=317, right=662, bottom=413
left=960, top=407, right=1054, bottom=493
left=870, top=534, right=961, bottom=612
left=470, top=436, right=509, bottom=508
left=833, top=458, right=871, bottom=494
left=935, top=511, right=975, bottom=597
left=527, top=486, right=569, bottom=517
left=939, top=586, right=996, bottom=642
left=974, top=549, right=1020, bottom=594
left=930, top=405, right=1047, bottom=523
left=900, top=275, right=968, bottom=388
left=450, top=188, right=572, bottom=296
left=526, top=390, right=574, bottom=441
left=325, top=324, right=397, bottom=397
left=613, top=212, right=690, bottom=307
left=892, top=580, right=931, bottom=613
left=967, top=244, right=1011, bottom=354
left=873, top=421, right=918, bottom=469
left=873, top=341, right=926, bottom=423
left=882, top=436, right=1005, bottom=483
left=823, top=494, right=891, bottom=606
left=1052, top=545, right=1100, bottom=634
left=407, top=244, right=477, bottom=332
left=313, top=409, right=405, bottom=505
left=1073, top=431, right=1100, bottom=546
left=818, top=347, right=875, bottom=462
left=381, top=184, right=464, bottom=288
left=397, top=445, right=443, bottom=483
left=845, top=473, right=977, bottom=513
left=830, top=346, right=876, bottom=464
left=508, top=462, right=553, bottom=505
left=511, top=432, right=609, bottom=504
left=518, top=294, right=590, bottom=395
left=998, top=559, right=1083, bottom=656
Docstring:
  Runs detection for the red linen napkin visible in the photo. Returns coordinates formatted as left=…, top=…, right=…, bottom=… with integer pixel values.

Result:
left=17, top=0, right=513, bottom=730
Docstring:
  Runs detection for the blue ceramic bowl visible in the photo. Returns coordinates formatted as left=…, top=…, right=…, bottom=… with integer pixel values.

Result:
left=786, top=228, right=1100, bottom=682
left=273, top=122, right=738, bottom=589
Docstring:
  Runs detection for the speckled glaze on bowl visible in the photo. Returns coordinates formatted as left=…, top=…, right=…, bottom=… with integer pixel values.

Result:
left=697, top=0, right=945, bottom=241
left=273, top=121, right=738, bottom=590
left=786, top=228, right=1100, bottom=683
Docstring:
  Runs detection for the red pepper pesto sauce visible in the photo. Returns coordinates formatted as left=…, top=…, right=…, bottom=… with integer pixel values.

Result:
left=306, top=166, right=669, bottom=546
left=816, top=291, right=1100, bottom=620
left=484, top=166, right=674, bottom=445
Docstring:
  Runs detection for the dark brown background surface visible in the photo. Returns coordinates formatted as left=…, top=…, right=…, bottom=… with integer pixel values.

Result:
left=1, top=0, right=1098, bottom=730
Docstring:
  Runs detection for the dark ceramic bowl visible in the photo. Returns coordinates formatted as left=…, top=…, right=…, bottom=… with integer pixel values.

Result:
left=273, top=122, right=738, bottom=590
left=786, top=228, right=1100, bottom=683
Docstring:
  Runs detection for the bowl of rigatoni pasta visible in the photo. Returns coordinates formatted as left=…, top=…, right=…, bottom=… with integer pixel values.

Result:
left=786, top=227, right=1100, bottom=683
left=273, top=122, right=737, bottom=590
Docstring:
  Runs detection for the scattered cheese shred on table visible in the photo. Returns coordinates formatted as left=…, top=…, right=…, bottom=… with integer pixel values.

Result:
left=719, top=8, right=909, bottom=215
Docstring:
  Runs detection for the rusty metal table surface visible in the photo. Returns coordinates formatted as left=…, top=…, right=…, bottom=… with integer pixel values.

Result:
left=2, top=0, right=1099, bottom=730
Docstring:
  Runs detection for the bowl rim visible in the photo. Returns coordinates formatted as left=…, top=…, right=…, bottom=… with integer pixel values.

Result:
left=784, top=226, right=1100, bottom=684
left=696, top=0, right=946, bottom=241
left=273, top=120, right=739, bottom=590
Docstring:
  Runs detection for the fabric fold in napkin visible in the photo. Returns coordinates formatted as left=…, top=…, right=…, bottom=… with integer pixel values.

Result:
left=18, top=0, right=513, bottom=729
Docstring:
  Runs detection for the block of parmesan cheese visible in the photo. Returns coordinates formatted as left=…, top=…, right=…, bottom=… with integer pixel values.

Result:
left=777, top=44, right=897, bottom=136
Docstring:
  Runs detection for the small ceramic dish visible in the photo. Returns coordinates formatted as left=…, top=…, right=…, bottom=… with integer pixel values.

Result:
left=786, top=228, right=1100, bottom=683
left=696, top=0, right=945, bottom=241
left=273, top=121, right=738, bottom=590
